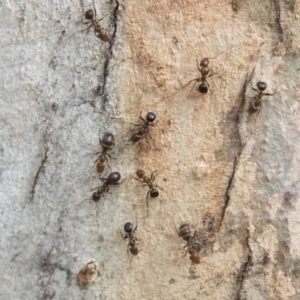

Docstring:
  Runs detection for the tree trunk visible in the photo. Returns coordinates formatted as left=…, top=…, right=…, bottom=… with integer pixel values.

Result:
left=1, top=0, right=300, bottom=299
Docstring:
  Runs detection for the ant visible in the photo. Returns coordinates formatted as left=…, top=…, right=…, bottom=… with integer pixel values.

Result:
left=177, top=225, right=202, bottom=265
left=83, top=9, right=109, bottom=42
left=135, top=169, right=162, bottom=206
left=121, top=222, right=140, bottom=257
left=92, top=171, right=121, bottom=201
left=95, top=133, right=115, bottom=174
left=129, top=112, right=157, bottom=144
left=77, top=172, right=121, bottom=210
left=184, top=53, right=223, bottom=94
left=186, top=230, right=202, bottom=265
left=248, top=81, right=275, bottom=116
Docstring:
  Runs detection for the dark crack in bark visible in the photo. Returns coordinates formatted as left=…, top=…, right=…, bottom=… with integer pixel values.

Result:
left=218, top=64, right=257, bottom=230
left=30, top=136, right=48, bottom=202
left=271, top=0, right=284, bottom=43
left=39, top=250, right=72, bottom=299
left=236, top=231, right=252, bottom=300
left=100, top=0, right=119, bottom=103
left=230, top=0, right=238, bottom=12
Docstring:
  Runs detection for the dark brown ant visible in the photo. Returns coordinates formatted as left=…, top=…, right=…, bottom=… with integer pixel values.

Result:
left=92, top=171, right=121, bottom=201
left=121, top=222, right=140, bottom=257
left=248, top=81, right=275, bottom=116
left=134, top=169, right=162, bottom=206
left=95, top=133, right=115, bottom=174
left=83, top=9, right=109, bottom=42
left=77, top=172, right=121, bottom=210
left=184, top=53, right=223, bottom=94
left=129, top=112, right=157, bottom=144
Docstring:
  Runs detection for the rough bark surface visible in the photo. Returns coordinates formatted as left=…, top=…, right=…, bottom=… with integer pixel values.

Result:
left=1, top=0, right=300, bottom=299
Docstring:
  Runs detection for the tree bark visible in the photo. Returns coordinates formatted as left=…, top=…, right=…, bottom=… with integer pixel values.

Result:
left=1, top=0, right=300, bottom=299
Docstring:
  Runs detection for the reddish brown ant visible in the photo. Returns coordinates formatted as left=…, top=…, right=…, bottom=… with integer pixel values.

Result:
left=77, top=172, right=121, bottom=212
left=134, top=169, right=163, bottom=206
left=184, top=52, right=224, bottom=95
left=186, top=230, right=202, bottom=265
left=176, top=225, right=205, bottom=265
left=129, top=112, right=157, bottom=144
left=248, top=81, right=276, bottom=117
left=121, top=222, right=140, bottom=257
left=83, top=8, right=109, bottom=42
left=95, top=133, right=115, bottom=174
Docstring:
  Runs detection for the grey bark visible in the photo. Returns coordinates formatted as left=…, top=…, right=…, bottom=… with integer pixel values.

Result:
left=1, top=0, right=300, bottom=299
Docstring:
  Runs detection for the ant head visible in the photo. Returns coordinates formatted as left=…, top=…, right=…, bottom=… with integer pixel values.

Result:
left=146, top=112, right=156, bottom=122
left=179, top=224, right=191, bottom=241
left=92, top=192, right=101, bottom=202
left=124, top=222, right=133, bottom=233
left=102, top=133, right=115, bottom=148
left=107, top=172, right=121, bottom=184
left=150, top=189, right=159, bottom=198
left=257, top=81, right=267, bottom=91
left=200, top=57, right=209, bottom=68
left=85, top=9, right=94, bottom=20
left=198, top=83, right=208, bottom=94
left=136, top=169, right=145, bottom=178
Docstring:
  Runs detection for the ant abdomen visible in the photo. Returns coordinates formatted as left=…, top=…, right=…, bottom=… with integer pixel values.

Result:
left=149, top=189, right=159, bottom=198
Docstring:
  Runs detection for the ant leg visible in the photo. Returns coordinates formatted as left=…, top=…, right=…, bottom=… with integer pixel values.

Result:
left=209, top=51, right=225, bottom=60
left=146, top=191, right=150, bottom=207
left=179, top=243, right=189, bottom=251
left=205, top=79, right=213, bottom=95
left=95, top=204, right=100, bottom=216
left=82, top=172, right=96, bottom=185
left=196, top=59, right=202, bottom=73
left=253, top=107, right=261, bottom=131
left=94, top=156, right=100, bottom=164
left=153, top=184, right=164, bottom=191
left=81, top=24, right=94, bottom=32
left=181, top=247, right=189, bottom=258
left=252, top=87, right=259, bottom=92
left=188, top=81, right=198, bottom=96
left=264, top=92, right=275, bottom=96
left=90, top=186, right=100, bottom=192
left=76, top=198, right=90, bottom=206
left=151, top=170, right=159, bottom=181
left=99, top=177, right=107, bottom=183
left=129, top=255, right=135, bottom=269
left=182, top=78, right=199, bottom=89
left=134, top=177, right=145, bottom=184
left=133, top=225, right=137, bottom=233
left=139, top=111, right=147, bottom=122
left=120, top=231, right=127, bottom=240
